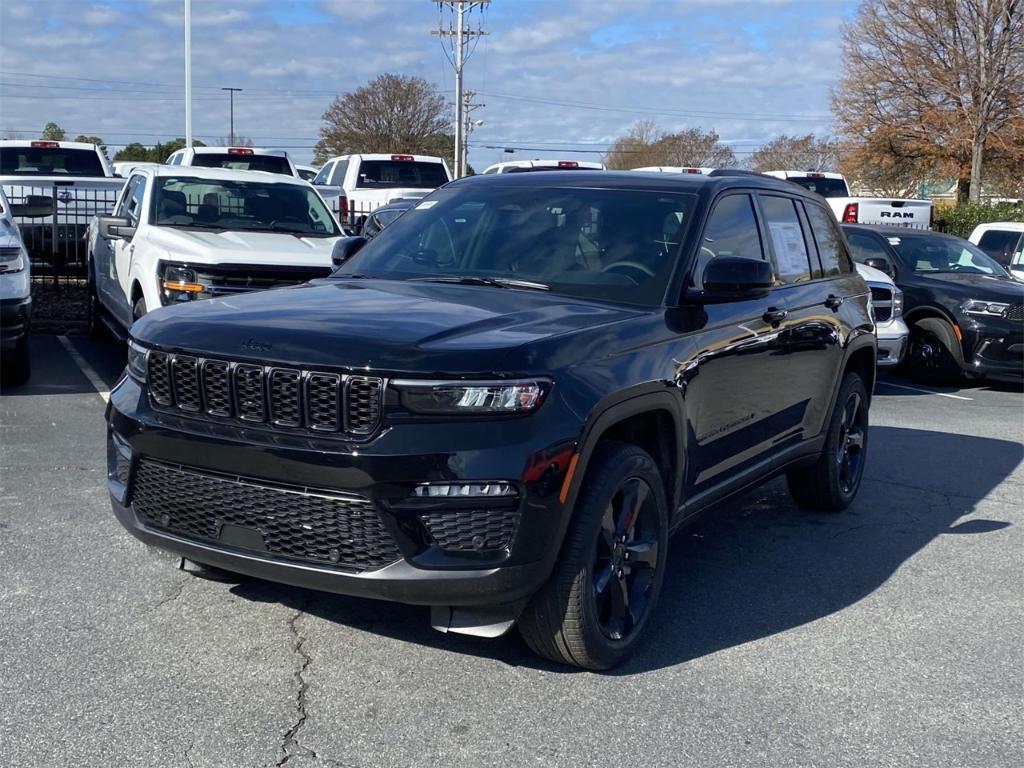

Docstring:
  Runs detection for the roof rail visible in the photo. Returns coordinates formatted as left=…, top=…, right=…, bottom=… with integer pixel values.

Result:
left=707, top=169, right=766, bottom=178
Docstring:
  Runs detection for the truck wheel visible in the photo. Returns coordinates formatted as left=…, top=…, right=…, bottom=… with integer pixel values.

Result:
left=2, top=335, right=31, bottom=386
left=787, top=372, right=868, bottom=512
left=905, top=318, right=963, bottom=385
left=87, top=261, right=109, bottom=341
left=518, top=442, right=668, bottom=670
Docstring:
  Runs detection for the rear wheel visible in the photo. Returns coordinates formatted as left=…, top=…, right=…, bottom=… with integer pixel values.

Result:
left=787, top=372, right=869, bottom=512
left=518, top=442, right=668, bottom=670
left=905, top=317, right=963, bottom=385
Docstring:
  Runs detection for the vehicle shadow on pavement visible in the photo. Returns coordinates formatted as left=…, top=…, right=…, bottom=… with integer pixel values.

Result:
left=227, top=425, right=1022, bottom=675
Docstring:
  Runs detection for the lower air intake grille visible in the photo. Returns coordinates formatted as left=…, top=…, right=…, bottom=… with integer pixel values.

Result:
left=1006, top=304, right=1023, bottom=322
left=419, top=509, right=520, bottom=552
left=131, top=459, right=402, bottom=571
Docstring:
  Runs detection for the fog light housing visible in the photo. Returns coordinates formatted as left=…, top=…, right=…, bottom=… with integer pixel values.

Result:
left=107, top=432, right=133, bottom=503
left=412, top=482, right=518, bottom=498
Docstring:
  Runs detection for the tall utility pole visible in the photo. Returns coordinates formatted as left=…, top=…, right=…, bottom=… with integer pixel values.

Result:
left=462, top=90, right=484, bottom=175
left=222, top=87, right=242, bottom=144
left=433, top=1, right=489, bottom=178
left=184, top=0, right=192, bottom=147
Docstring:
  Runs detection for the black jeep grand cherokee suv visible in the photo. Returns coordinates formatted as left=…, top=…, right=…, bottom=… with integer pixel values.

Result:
left=107, top=171, right=876, bottom=669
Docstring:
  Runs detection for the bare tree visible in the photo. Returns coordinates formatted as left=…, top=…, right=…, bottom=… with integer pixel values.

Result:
left=604, top=122, right=736, bottom=169
left=315, top=74, right=451, bottom=164
left=750, top=134, right=841, bottom=173
left=833, top=0, right=1024, bottom=202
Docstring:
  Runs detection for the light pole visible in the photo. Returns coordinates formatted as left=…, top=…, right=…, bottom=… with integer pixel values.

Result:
left=184, top=0, right=192, bottom=147
left=222, top=87, right=242, bottom=144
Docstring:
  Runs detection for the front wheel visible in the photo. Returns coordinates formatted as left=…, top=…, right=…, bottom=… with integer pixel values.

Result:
left=905, top=318, right=963, bottom=385
left=787, top=372, right=869, bottom=512
left=87, top=260, right=109, bottom=340
left=518, top=442, right=668, bottom=670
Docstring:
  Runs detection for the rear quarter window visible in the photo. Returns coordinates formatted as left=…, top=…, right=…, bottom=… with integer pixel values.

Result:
left=804, top=202, right=854, bottom=276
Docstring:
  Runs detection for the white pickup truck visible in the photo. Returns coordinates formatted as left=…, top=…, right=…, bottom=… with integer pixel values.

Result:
left=763, top=170, right=933, bottom=230
left=0, top=140, right=124, bottom=265
left=166, top=146, right=299, bottom=177
left=481, top=159, right=606, bottom=174
left=313, top=153, right=451, bottom=229
left=87, top=166, right=344, bottom=335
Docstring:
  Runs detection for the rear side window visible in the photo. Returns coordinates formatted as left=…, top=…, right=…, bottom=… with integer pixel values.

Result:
left=804, top=203, right=853, bottom=276
left=976, top=229, right=1023, bottom=267
left=329, top=159, right=350, bottom=186
left=846, top=231, right=890, bottom=263
left=759, top=195, right=813, bottom=284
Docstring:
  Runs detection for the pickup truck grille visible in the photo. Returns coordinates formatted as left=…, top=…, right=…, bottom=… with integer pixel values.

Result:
left=870, top=285, right=894, bottom=323
left=146, top=351, right=383, bottom=437
left=131, top=459, right=401, bottom=571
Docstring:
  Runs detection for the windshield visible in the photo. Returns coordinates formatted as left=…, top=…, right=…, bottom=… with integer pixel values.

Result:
left=189, top=153, right=292, bottom=176
left=151, top=176, right=339, bottom=237
left=336, top=184, right=696, bottom=306
left=0, top=147, right=105, bottom=177
left=890, top=233, right=1011, bottom=277
left=355, top=160, right=448, bottom=189
left=783, top=176, right=849, bottom=198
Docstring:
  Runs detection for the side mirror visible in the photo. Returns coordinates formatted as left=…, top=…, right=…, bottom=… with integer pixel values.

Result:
left=864, top=256, right=895, bottom=277
left=97, top=215, right=136, bottom=241
left=10, top=195, right=53, bottom=218
left=691, top=256, right=774, bottom=303
left=331, top=236, right=367, bottom=267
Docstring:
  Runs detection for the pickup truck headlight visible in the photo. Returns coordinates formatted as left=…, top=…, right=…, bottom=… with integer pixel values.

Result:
left=159, top=263, right=205, bottom=305
left=960, top=299, right=1009, bottom=317
left=0, top=245, right=26, bottom=274
left=126, top=340, right=148, bottom=382
left=892, top=288, right=904, bottom=317
left=393, top=379, right=549, bottom=415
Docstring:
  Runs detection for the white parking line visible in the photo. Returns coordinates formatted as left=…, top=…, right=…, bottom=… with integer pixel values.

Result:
left=57, top=335, right=110, bottom=403
left=877, top=380, right=973, bottom=401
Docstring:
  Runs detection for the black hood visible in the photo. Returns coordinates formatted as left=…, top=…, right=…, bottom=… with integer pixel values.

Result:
left=916, top=272, right=1024, bottom=303
left=131, top=278, right=646, bottom=375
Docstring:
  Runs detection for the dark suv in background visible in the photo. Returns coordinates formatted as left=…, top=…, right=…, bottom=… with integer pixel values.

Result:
left=843, top=224, right=1024, bottom=384
left=107, top=171, right=875, bottom=669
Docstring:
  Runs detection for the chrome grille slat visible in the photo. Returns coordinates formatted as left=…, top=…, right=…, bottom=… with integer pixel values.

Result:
left=145, top=352, right=381, bottom=438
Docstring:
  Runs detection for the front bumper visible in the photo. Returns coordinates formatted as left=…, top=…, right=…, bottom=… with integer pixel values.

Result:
left=875, top=317, right=908, bottom=367
left=961, top=319, right=1024, bottom=381
left=106, top=375, right=578, bottom=608
left=0, top=294, right=32, bottom=348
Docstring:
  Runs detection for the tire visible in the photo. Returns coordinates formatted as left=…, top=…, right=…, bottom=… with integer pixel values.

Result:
left=87, top=260, right=109, bottom=341
left=518, top=442, right=669, bottom=670
left=132, top=295, right=147, bottom=324
left=787, top=372, right=869, bottom=512
left=2, top=334, right=31, bottom=386
left=905, top=317, right=963, bottom=385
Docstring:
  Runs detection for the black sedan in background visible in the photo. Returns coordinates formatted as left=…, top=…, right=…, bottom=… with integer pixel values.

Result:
left=843, top=225, right=1024, bottom=384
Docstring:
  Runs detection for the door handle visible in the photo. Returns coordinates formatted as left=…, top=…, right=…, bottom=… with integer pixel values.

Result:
left=762, top=307, right=788, bottom=325
left=824, top=294, right=844, bottom=310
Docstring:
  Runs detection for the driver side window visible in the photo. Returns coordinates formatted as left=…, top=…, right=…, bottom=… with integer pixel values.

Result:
left=693, top=193, right=765, bottom=288
left=116, top=176, right=145, bottom=223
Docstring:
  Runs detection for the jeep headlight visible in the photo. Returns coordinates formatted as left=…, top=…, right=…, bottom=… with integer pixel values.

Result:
left=126, top=340, right=148, bottom=382
left=393, top=379, right=549, bottom=415
left=960, top=299, right=1009, bottom=317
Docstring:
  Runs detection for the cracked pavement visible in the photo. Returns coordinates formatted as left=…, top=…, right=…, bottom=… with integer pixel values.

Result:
left=1, top=335, right=1022, bottom=767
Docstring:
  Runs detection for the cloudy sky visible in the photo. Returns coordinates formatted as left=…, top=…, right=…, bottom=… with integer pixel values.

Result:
left=0, top=0, right=857, bottom=169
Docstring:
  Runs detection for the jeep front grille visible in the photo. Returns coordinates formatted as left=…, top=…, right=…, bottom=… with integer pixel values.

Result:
left=146, top=351, right=383, bottom=438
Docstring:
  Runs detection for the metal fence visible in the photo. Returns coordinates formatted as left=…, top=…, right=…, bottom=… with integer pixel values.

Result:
left=3, top=182, right=121, bottom=285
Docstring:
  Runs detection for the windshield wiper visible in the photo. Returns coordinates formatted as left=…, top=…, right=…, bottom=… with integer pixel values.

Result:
left=411, top=275, right=550, bottom=291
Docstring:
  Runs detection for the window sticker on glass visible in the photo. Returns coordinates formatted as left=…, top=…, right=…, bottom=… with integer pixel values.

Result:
left=415, top=200, right=438, bottom=210
left=768, top=220, right=809, bottom=277
left=888, top=237, right=901, bottom=245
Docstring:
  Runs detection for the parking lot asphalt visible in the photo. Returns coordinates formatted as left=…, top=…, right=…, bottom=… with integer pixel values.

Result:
left=2, top=335, right=1022, bottom=768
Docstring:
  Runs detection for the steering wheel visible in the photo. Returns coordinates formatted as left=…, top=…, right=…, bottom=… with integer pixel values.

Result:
left=601, top=260, right=656, bottom=279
